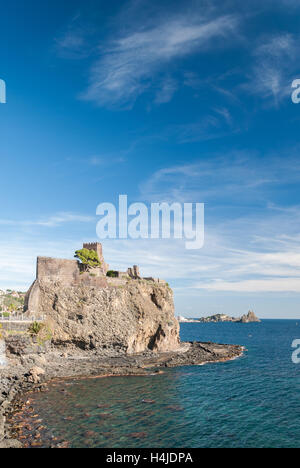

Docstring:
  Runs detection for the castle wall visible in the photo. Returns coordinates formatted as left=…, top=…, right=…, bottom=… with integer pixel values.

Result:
left=34, top=257, right=108, bottom=293
left=106, top=277, right=128, bottom=287
left=37, top=257, right=79, bottom=284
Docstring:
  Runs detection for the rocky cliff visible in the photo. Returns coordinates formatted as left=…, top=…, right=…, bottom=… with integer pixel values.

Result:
left=25, top=278, right=180, bottom=354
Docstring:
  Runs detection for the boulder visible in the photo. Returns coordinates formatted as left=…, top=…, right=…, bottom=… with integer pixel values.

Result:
left=28, top=366, right=45, bottom=383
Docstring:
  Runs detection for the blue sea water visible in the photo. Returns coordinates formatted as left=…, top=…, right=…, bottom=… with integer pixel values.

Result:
left=22, top=320, right=300, bottom=448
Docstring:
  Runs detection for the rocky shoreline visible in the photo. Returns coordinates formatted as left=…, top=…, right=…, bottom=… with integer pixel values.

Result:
left=0, top=341, right=243, bottom=448
left=0, top=244, right=245, bottom=447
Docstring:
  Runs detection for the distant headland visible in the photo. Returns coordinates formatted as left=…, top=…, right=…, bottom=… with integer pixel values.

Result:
left=178, top=311, right=261, bottom=323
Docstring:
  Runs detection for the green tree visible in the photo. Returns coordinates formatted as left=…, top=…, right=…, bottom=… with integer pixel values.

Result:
left=74, top=248, right=102, bottom=271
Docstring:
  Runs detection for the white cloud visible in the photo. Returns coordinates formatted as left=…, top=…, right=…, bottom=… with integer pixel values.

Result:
left=167, top=109, right=236, bottom=143
left=139, top=152, right=300, bottom=203
left=0, top=239, right=81, bottom=291
left=154, top=77, right=178, bottom=104
left=82, top=14, right=239, bottom=107
left=133, top=154, right=300, bottom=293
left=245, top=33, right=298, bottom=105
left=0, top=212, right=95, bottom=228
left=195, top=278, right=300, bottom=292
left=54, top=13, right=93, bottom=59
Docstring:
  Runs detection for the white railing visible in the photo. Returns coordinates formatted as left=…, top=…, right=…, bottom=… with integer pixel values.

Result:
left=0, top=313, right=45, bottom=323
left=0, top=339, right=7, bottom=367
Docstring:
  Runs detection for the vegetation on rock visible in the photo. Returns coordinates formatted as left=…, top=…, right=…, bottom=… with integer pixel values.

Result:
left=74, top=248, right=102, bottom=271
left=106, top=270, right=119, bottom=278
left=28, top=321, right=44, bottom=336
left=0, top=290, right=25, bottom=314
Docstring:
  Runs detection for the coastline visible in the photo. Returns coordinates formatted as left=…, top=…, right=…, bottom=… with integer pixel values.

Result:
left=0, top=341, right=243, bottom=448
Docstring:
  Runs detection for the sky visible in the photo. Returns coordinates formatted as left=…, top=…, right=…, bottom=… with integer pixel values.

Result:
left=1, top=0, right=300, bottom=318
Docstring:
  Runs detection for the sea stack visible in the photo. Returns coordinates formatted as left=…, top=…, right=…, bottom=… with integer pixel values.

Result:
left=239, top=310, right=261, bottom=323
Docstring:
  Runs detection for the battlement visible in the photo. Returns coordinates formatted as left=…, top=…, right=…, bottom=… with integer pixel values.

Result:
left=83, top=242, right=103, bottom=256
left=83, top=242, right=109, bottom=274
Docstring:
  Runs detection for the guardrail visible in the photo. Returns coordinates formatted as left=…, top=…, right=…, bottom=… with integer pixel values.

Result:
left=0, top=339, right=7, bottom=367
left=0, top=314, right=45, bottom=323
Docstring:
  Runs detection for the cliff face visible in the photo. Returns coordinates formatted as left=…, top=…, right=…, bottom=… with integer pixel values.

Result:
left=25, top=279, right=180, bottom=354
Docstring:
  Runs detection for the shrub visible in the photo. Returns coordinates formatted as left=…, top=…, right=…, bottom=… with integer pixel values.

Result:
left=106, top=270, right=118, bottom=278
left=28, top=321, right=44, bottom=336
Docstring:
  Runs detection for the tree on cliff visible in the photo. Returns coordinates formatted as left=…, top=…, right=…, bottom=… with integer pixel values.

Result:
left=74, top=248, right=102, bottom=271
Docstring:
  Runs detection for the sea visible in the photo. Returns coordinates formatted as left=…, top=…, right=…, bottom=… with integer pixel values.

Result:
left=13, top=320, right=300, bottom=448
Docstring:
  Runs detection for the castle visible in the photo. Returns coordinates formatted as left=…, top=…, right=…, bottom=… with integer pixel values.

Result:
left=82, top=242, right=142, bottom=280
left=82, top=242, right=110, bottom=275
left=25, top=242, right=166, bottom=316
left=33, top=242, right=165, bottom=288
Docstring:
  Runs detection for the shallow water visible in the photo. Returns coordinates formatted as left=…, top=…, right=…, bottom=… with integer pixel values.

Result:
left=12, top=320, right=300, bottom=448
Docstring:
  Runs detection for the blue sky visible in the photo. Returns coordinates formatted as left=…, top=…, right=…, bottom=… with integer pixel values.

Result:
left=1, top=0, right=300, bottom=318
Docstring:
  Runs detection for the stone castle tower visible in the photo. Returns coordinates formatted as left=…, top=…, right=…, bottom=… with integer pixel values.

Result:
left=83, top=242, right=109, bottom=274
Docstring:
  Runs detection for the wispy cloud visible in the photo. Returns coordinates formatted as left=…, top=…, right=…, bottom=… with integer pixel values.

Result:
left=81, top=13, right=239, bottom=108
left=195, top=277, right=300, bottom=292
left=244, top=33, right=298, bottom=106
left=0, top=212, right=95, bottom=228
left=167, top=107, right=236, bottom=143
left=154, top=77, right=178, bottom=104
left=54, top=13, right=94, bottom=59
left=140, top=152, right=300, bottom=202
left=134, top=153, right=300, bottom=294
left=0, top=238, right=85, bottom=291
left=2, top=206, right=300, bottom=297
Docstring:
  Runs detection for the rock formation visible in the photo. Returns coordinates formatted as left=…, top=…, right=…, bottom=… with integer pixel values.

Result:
left=239, top=310, right=261, bottom=323
left=24, top=243, right=180, bottom=354
left=178, top=311, right=261, bottom=323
